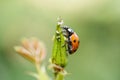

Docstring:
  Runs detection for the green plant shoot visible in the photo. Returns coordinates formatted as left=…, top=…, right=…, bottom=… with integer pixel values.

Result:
left=51, top=19, right=68, bottom=68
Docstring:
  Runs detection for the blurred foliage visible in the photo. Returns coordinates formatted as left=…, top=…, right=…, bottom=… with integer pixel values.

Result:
left=0, top=0, right=120, bottom=80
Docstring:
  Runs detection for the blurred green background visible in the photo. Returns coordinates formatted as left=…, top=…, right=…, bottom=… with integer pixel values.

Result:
left=0, top=0, right=120, bottom=80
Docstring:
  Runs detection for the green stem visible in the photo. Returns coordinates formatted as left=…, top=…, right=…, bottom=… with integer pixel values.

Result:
left=55, top=72, right=64, bottom=80
left=35, top=63, right=41, bottom=80
left=35, top=62, right=50, bottom=80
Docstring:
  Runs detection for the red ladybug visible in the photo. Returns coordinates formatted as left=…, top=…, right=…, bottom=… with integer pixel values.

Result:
left=62, top=26, right=80, bottom=54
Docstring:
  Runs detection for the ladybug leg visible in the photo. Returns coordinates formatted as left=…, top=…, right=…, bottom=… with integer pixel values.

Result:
left=67, top=39, right=73, bottom=54
left=61, top=37, right=68, bottom=47
left=62, top=28, right=69, bottom=37
left=62, top=43, right=69, bottom=55
left=61, top=40, right=67, bottom=47
left=63, top=33, right=67, bottom=37
left=68, top=44, right=72, bottom=54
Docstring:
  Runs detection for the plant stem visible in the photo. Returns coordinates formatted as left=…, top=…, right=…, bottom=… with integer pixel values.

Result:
left=35, top=62, right=50, bottom=80
left=55, top=72, right=64, bottom=80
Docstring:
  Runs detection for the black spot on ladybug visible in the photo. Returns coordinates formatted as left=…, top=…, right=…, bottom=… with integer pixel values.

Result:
left=73, top=39, right=76, bottom=43
left=73, top=49, right=76, bottom=52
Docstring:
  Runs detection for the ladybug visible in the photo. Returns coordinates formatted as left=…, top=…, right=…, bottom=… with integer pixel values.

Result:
left=62, top=26, right=80, bottom=54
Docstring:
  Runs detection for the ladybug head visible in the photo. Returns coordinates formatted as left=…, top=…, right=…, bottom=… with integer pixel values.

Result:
left=62, top=26, right=74, bottom=36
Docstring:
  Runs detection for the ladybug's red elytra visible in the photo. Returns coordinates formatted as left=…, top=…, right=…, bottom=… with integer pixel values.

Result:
left=62, top=26, right=80, bottom=54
